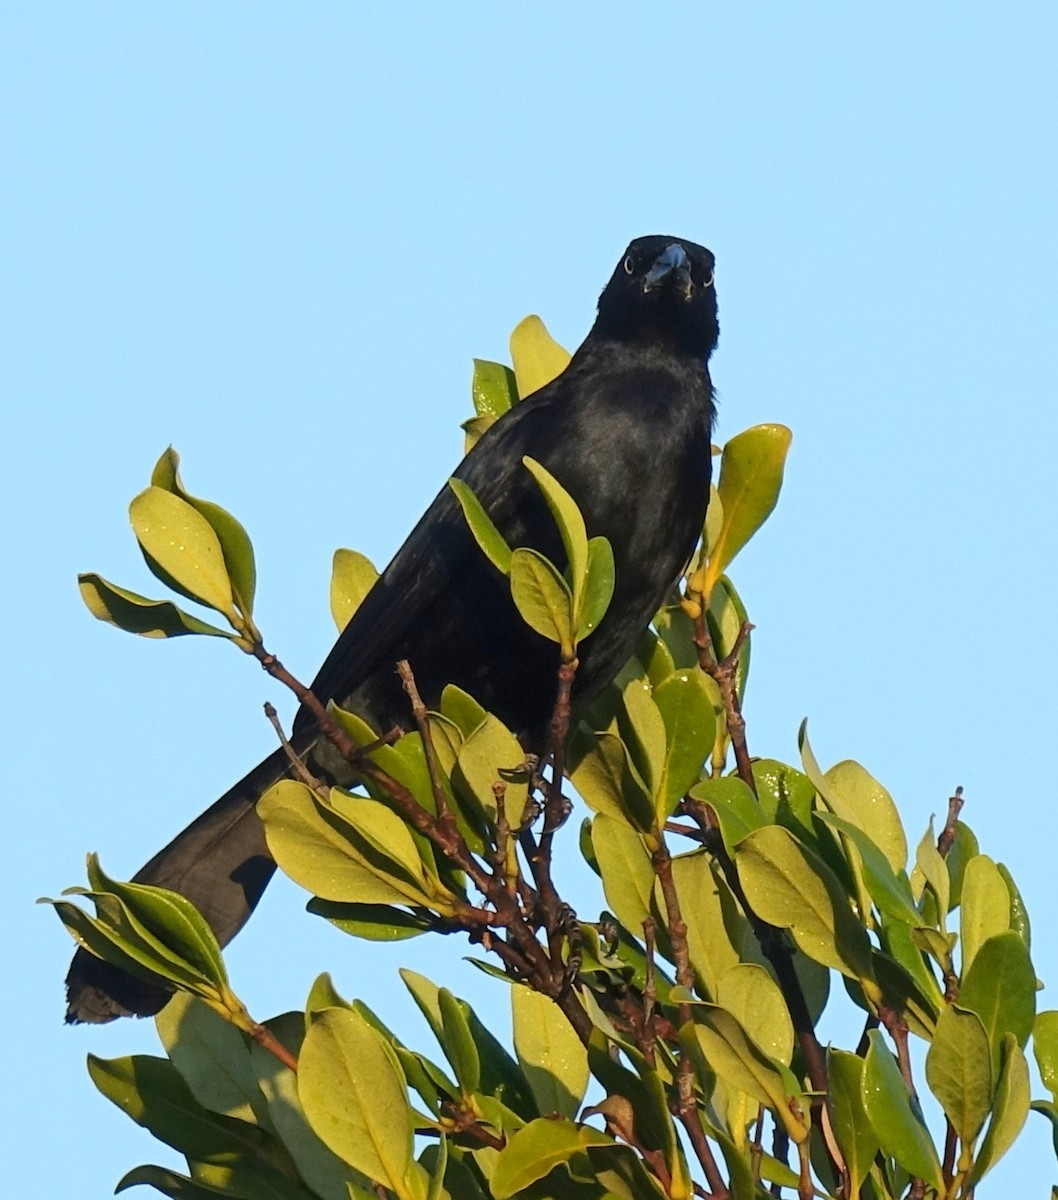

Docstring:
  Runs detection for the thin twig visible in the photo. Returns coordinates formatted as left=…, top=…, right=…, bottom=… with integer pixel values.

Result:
left=642, top=916, right=657, bottom=1061
left=250, top=642, right=591, bottom=1036
left=397, top=659, right=455, bottom=829
left=654, top=840, right=729, bottom=1196
left=263, top=702, right=329, bottom=795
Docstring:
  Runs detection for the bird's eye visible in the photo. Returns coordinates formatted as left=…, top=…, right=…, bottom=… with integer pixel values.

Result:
left=702, top=269, right=715, bottom=288
left=623, top=255, right=635, bottom=275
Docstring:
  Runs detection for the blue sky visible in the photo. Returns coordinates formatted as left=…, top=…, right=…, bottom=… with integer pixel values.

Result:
left=3, top=5, right=1057, bottom=1196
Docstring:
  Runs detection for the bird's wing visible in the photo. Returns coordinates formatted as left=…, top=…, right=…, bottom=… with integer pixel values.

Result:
left=296, top=381, right=567, bottom=728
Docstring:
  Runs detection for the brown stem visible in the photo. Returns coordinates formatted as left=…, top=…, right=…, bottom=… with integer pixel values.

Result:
left=685, top=617, right=832, bottom=1120
left=879, top=1006, right=917, bottom=1097
left=936, top=787, right=964, bottom=858
left=654, top=840, right=729, bottom=1196
left=525, top=655, right=578, bottom=978
left=249, top=1021, right=299, bottom=1073
left=251, top=643, right=582, bottom=1032
left=693, top=615, right=756, bottom=795
left=397, top=659, right=455, bottom=830
left=642, top=917, right=657, bottom=1063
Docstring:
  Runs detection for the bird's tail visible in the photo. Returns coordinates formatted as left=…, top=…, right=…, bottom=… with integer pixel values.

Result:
left=64, top=736, right=314, bottom=1024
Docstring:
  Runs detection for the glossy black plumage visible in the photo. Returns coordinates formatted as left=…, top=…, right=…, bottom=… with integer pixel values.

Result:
left=65, top=235, right=719, bottom=1022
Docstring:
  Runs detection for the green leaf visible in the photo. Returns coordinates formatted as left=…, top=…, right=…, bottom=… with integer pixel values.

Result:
left=912, top=818, right=951, bottom=924
left=306, top=899, right=433, bottom=940
left=250, top=1011, right=371, bottom=1200
left=716, top=963, right=794, bottom=1067
left=298, top=1008, right=412, bottom=1192
left=439, top=987, right=481, bottom=1095
left=471, top=358, right=518, bottom=420
left=1034, top=1011, right=1058, bottom=1102
left=509, top=315, right=571, bottom=399
left=259, top=781, right=428, bottom=909
left=88, top=1054, right=272, bottom=1163
left=440, top=685, right=489, bottom=737
left=946, top=820, right=980, bottom=908
left=970, top=1035, right=1030, bottom=1186
left=997, top=861, right=1031, bottom=947
left=670, top=850, right=743, bottom=997
left=704, top=574, right=751, bottom=701
left=116, top=1165, right=261, bottom=1199
left=701, top=423, right=792, bottom=596
left=568, top=729, right=655, bottom=833
left=455, top=713, right=529, bottom=829
left=188, top=1159, right=323, bottom=1200
left=617, top=678, right=667, bottom=800
left=751, top=759, right=815, bottom=842
left=924, top=1004, right=992, bottom=1143
left=78, top=573, right=233, bottom=639
left=735, top=825, right=874, bottom=982
left=862, top=1031, right=944, bottom=1191
left=653, top=669, right=715, bottom=818
left=509, top=546, right=574, bottom=652
left=959, top=931, right=1036, bottom=1071
left=817, top=812, right=921, bottom=928
left=490, top=1117, right=608, bottom=1199
left=512, top=985, right=589, bottom=1118
left=960, top=855, right=1011, bottom=973
left=578, top=535, right=615, bottom=640
left=690, top=1004, right=806, bottom=1142
left=151, top=447, right=257, bottom=616
left=329, top=549, right=379, bottom=632
left=821, top=759, right=907, bottom=873
left=688, top=776, right=763, bottom=853
left=155, top=993, right=265, bottom=1125
left=448, top=479, right=513, bottom=574
left=129, top=486, right=237, bottom=619
left=522, top=456, right=589, bottom=613
left=591, top=815, right=655, bottom=935
left=86, top=855, right=228, bottom=988
left=827, top=1048, right=880, bottom=1198
left=45, top=894, right=201, bottom=1000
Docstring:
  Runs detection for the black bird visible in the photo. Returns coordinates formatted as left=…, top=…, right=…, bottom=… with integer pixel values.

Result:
left=66, top=235, right=720, bottom=1022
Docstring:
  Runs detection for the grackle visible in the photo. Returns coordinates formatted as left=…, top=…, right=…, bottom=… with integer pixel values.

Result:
left=65, top=235, right=720, bottom=1022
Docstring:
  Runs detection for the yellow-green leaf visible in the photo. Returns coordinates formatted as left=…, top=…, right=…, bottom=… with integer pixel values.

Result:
left=298, top=1008, right=412, bottom=1192
left=78, top=573, right=232, bottom=640
left=701, top=424, right=792, bottom=597
left=129, top=486, right=237, bottom=619
left=512, top=986, right=589, bottom=1119
left=329, top=549, right=379, bottom=632
left=509, top=546, right=573, bottom=652
left=509, top=315, right=571, bottom=399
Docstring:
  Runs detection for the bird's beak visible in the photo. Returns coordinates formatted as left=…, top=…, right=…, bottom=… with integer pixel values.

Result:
left=643, top=243, right=692, bottom=294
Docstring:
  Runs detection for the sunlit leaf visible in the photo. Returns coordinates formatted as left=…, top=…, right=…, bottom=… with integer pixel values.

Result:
left=509, top=315, right=571, bottom=399
left=298, top=1008, right=412, bottom=1191
left=735, top=825, right=874, bottom=983
left=449, top=478, right=513, bottom=574
left=79, top=573, right=232, bottom=639
left=925, top=1004, right=992, bottom=1143
left=862, top=1031, right=944, bottom=1191
left=129, top=486, right=237, bottom=619
left=509, top=546, right=573, bottom=652
left=512, top=986, right=589, bottom=1118
left=151, top=447, right=257, bottom=615
left=701, top=423, right=792, bottom=596
left=329, top=548, right=379, bottom=632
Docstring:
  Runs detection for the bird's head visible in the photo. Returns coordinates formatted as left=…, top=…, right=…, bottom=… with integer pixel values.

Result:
left=592, top=235, right=718, bottom=361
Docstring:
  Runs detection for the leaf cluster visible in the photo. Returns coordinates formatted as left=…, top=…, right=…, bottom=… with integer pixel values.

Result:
left=48, top=318, right=1056, bottom=1200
